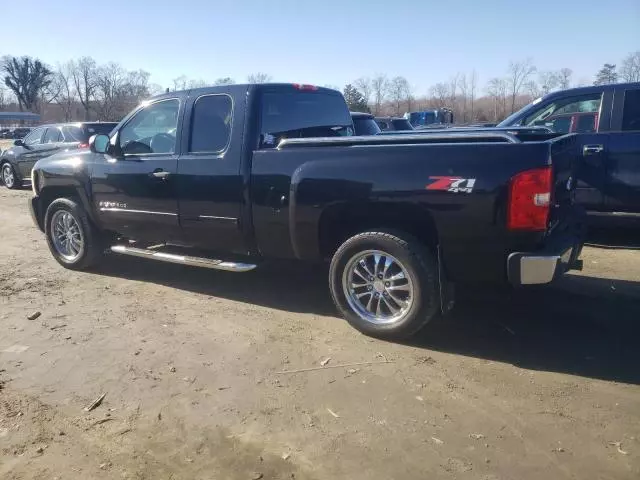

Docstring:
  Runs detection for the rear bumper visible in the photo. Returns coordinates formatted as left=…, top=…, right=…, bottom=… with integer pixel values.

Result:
left=507, top=223, right=584, bottom=286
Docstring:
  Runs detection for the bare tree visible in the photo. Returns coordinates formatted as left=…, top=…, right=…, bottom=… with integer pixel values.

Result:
left=2, top=56, right=52, bottom=112
left=507, top=58, right=536, bottom=113
left=188, top=79, right=209, bottom=89
left=486, top=77, right=508, bottom=121
left=94, top=64, right=151, bottom=121
left=558, top=68, right=572, bottom=89
left=213, top=77, right=235, bottom=85
left=538, top=71, right=560, bottom=95
left=449, top=73, right=459, bottom=108
left=620, top=51, right=640, bottom=83
left=524, top=80, right=541, bottom=98
left=71, top=57, right=98, bottom=120
left=389, top=76, right=410, bottom=116
left=459, top=73, right=468, bottom=122
left=172, top=75, right=189, bottom=91
left=95, top=62, right=127, bottom=120
left=429, top=82, right=449, bottom=108
left=469, top=70, right=478, bottom=121
left=354, top=77, right=372, bottom=107
left=247, top=72, right=272, bottom=84
left=371, top=74, right=388, bottom=115
left=50, top=62, right=77, bottom=121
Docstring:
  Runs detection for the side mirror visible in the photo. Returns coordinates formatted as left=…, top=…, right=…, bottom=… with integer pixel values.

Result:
left=14, top=139, right=24, bottom=147
left=90, top=134, right=110, bottom=154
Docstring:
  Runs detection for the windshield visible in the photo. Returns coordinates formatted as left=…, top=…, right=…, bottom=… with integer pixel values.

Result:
left=497, top=98, right=544, bottom=126
left=353, top=117, right=381, bottom=135
left=408, top=112, right=437, bottom=126
left=392, top=119, right=413, bottom=130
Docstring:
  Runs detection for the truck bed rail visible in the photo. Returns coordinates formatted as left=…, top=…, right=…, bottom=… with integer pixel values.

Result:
left=278, top=131, right=520, bottom=149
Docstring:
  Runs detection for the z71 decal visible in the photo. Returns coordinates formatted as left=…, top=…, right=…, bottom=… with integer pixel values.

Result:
left=426, top=176, right=476, bottom=193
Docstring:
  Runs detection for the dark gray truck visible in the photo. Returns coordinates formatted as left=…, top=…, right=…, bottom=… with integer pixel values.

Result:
left=498, top=82, right=640, bottom=222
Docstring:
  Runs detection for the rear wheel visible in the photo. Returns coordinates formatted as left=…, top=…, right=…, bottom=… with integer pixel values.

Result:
left=44, top=198, right=104, bottom=270
left=1, top=163, right=18, bottom=189
left=329, top=230, right=439, bottom=339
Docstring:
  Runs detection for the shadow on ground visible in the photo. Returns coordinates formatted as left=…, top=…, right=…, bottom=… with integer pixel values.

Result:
left=93, top=251, right=640, bottom=385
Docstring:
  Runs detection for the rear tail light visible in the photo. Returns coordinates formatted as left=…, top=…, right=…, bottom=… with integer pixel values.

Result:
left=292, top=83, right=318, bottom=91
left=507, top=167, right=552, bottom=231
left=78, top=143, right=89, bottom=149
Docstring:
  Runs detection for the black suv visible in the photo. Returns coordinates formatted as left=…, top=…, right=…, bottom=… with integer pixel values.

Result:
left=1, top=122, right=117, bottom=189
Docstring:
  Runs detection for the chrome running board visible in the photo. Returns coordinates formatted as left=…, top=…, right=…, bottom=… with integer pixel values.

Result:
left=110, top=245, right=257, bottom=272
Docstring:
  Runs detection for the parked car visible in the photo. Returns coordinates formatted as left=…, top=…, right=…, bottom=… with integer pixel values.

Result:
left=1, top=122, right=117, bottom=189
left=405, top=109, right=454, bottom=128
left=375, top=117, right=414, bottom=131
left=11, top=127, right=32, bottom=139
left=350, top=111, right=381, bottom=135
left=498, top=82, right=640, bottom=222
left=29, top=83, right=584, bottom=339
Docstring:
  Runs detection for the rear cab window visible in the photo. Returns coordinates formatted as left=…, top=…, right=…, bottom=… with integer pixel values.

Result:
left=259, top=87, right=353, bottom=147
left=621, top=89, right=640, bottom=131
left=189, top=94, right=233, bottom=152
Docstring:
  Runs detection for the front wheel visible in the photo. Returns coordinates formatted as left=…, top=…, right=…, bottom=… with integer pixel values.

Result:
left=1, top=163, right=18, bottom=189
left=329, top=231, right=439, bottom=339
left=44, top=198, right=104, bottom=270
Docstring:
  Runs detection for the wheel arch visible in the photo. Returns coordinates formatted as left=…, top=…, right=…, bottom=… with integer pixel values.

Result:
left=318, top=201, right=440, bottom=260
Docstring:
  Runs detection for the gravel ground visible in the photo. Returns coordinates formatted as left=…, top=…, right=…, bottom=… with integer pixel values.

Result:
left=1, top=187, right=639, bottom=479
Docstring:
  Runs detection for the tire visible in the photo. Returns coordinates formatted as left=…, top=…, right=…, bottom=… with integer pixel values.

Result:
left=329, top=230, right=439, bottom=339
left=1, top=162, right=18, bottom=189
left=44, top=198, right=104, bottom=270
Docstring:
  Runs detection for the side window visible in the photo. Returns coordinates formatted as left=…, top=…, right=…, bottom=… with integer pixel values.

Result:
left=575, top=114, right=597, bottom=133
left=524, top=94, right=602, bottom=132
left=119, top=99, right=180, bottom=155
left=621, top=89, right=640, bottom=131
left=189, top=95, right=233, bottom=153
left=24, top=128, right=45, bottom=146
left=43, top=128, right=62, bottom=143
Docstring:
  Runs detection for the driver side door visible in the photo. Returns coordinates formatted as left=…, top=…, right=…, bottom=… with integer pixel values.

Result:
left=92, top=97, right=183, bottom=242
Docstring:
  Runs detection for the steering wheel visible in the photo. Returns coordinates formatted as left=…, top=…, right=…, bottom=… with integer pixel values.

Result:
left=149, top=133, right=176, bottom=154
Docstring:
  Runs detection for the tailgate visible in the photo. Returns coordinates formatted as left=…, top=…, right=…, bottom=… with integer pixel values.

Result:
left=548, top=134, right=581, bottom=230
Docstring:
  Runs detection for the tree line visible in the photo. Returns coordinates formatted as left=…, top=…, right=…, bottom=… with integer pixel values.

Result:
left=345, top=51, right=640, bottom=123
left=1, top=51, right=638, bottom=124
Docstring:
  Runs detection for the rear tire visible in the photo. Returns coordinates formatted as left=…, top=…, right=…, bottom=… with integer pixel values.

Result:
left=329, top=230, right=439, bottom=339
left=1, top=163, right=18, bottom=189
left=44, top=198, right=104, bottom=270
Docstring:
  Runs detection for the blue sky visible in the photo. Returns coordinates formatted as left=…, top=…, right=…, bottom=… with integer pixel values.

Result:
left=2, top=0, right=638, bottom=94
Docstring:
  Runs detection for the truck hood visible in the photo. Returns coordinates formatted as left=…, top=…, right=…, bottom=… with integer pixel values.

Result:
left=34, top=148, right=98, bottom=171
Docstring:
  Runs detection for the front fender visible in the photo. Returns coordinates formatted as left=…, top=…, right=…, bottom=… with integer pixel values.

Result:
left=32, top=150, right=100, bottom=228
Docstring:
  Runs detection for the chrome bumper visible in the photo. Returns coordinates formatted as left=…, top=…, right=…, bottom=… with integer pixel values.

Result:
left=507, top=243, right=583, bottom=285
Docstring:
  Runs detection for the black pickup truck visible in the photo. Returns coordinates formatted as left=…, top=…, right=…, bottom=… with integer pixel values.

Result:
left=498, top=82, right=640, bottom=222
left=29, top=83, right=584, bottom=339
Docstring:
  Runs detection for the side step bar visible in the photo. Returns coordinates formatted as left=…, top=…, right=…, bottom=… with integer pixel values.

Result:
left=110, top=245, right=257, bottom=272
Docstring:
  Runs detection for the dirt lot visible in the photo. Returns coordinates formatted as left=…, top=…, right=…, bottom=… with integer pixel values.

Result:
left=1, top=188, right=639, bottom=479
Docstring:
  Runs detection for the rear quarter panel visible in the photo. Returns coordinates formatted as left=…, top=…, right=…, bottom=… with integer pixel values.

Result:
left=252, top=141, right=555, bottom=282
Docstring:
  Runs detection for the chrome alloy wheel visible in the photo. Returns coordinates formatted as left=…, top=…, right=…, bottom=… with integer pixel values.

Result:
left=2, top=164, right=15, bottom=188
left=51, top=210, right=84, bottom=262
left=342, top=249, right=414, bottom=325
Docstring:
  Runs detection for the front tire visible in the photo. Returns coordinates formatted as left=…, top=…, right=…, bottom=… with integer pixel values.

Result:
left=1, top=163, right=18, bottom=189
left=329, top=230, right=439, bottom=339
left=44, top=198, right=104, bottom=270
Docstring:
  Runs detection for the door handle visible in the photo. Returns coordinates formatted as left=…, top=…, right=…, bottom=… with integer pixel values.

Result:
left=151, top=170, right=170, bottom=179
left=583, top=144, right=604, bottom=156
